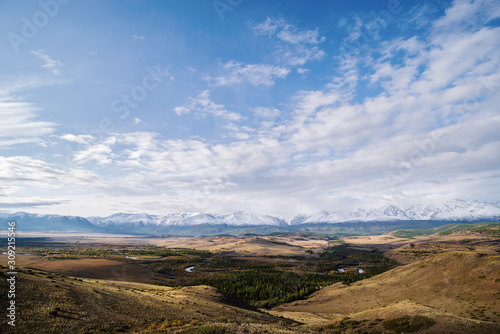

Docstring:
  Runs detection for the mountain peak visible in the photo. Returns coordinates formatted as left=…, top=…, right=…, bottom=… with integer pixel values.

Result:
left=2, top=200, right=499, bottom=231
left=295, top=200, right=500, bottom=224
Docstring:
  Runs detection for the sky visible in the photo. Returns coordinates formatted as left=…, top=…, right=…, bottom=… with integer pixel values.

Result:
left=0, top=0, right=499, bottom=219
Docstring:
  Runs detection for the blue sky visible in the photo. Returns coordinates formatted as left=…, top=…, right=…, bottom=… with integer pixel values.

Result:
left=0, top=0, right=499, bottom=219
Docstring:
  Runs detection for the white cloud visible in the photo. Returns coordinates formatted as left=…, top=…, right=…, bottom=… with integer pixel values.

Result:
left=251, top=18, right=326, bottom=67
left=0, top=97, right=56, bottom=147
left=252, top=106, right=281, bottom=119
left=31, top=50, right=63, bottom=75
left=3, top=0, right=500, bottom=218
left=281, top=46, right=325, bottom=67
left=0, top=156, right=100, bottom=191
left=59, top=134, right=94, bottom=144
left=224, top=122, right=254, bottom=140
left=0, top=74, right=68, bottom=96
left=297, top=68, right=309, bottom=75
left=433, top=0, right=500, bottom=31
left=72, top=143, right=114, bottom=165
left=406, top=3, right=438, bottom=29
left=0, top=155, right=103, bottom=212
left=173, top=106, right=190, bottom=116
left=251, top=17, right=281, bottom=35
left=0, top=197, right=68, bottom=208
left=252, top=17, right=325, bottom=44
left=204, top=61, right=290, bottom=87
left=174, top=90, right=245, bottom=121
left=132, top=34, right=145, bottom=40
left=292, top=89, right=341, bottom=116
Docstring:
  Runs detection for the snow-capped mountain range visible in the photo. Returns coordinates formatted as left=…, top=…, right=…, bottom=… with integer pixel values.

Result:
left=1, top=201, right=499, bottom=233
left=290, top=200, right=500, bottom=224
left=87, top=211, right=288, bottom=227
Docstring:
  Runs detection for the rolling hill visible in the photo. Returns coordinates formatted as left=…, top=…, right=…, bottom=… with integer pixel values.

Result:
left=0, top=267, right=294, bottom=334
left=276, top=251, right=500, bottom=332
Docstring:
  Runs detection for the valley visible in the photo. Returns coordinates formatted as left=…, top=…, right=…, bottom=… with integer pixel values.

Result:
left=1, top=222, right=499, bottom=333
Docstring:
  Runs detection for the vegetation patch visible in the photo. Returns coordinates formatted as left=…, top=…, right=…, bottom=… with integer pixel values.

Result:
left=192, top=245, right=396, bottom=308
left=393, top=222, right=500, bottom=238
left=382, top=315, right=436, bottom=333
left=180, top=324, right=233, bottom=334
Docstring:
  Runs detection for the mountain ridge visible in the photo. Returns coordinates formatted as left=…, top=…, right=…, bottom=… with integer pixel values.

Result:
left=290, top=200, right=500, bottom=224
left=1, top=201, right=499, bottom=234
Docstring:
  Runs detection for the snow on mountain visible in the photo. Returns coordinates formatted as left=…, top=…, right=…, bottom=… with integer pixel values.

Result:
left=3, top=200, right=498, bottom=231
left=291, top=201, right=500, bottom=224
left=0, top=212, right=96, bottom=231
left=365, top=204, right=410, bottom=221
left=90, top=211, right=288, bottom=227
left=403, top=203, right=441, bottom=220
left=157, top=213, right=219, bottom=226
left=430, top=200, right=500, bottom=220
left=294, top=208, right=367, bottom=224
left=91, top=201, right=500, bottom=227
left=88, top=213, right=158, bottom=226
left=221, top=211, right=287, bottom=226
left=290, top=213, right=311, bottom=225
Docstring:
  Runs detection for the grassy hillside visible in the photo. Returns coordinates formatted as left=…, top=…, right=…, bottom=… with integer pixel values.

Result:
left=277, top=251, right=500, bottom=332
left=0, top=266, right=291, bottom=334
left=392, top=222, right=500, bottom=238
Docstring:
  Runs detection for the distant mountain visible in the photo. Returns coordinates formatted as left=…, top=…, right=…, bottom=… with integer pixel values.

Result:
left=0, top=212, right=96, bottom=232
left=1, top=200, right=499, bottom=235
left=87, top=212, right=158, bottom=226
left=289, top=213, right=310, bottom=225
left=290, top=200, right=500, bottom=224
left=89, top=211, right=288, bottom=227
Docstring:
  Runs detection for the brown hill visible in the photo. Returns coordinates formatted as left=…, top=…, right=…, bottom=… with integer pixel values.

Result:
left=276, top=251, right=500, bottom=332
left=0, top=266, right=292, bottom=334
left=156, top=236, right=325, bottom=256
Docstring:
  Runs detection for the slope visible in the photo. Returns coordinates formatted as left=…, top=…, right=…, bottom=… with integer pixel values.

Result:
left=0, top=267, right=291, bottom=334
left=278, top=251, right=500, bottom=326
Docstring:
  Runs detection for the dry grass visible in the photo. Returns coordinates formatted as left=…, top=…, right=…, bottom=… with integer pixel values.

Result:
left=278, top=252, right=500, bottom=318
left=344, top=232, right=499, bottom=262
left=274, top=251, right=500, bottom=333
left=14, top=233, right=328, bottom=257
left=0, top=267, right=290, bottom=334
left=343, top=301, right=499, bottom=333
left=156, top=236, right=325, bottom=257
left=0, top=255, right=155, bottom=282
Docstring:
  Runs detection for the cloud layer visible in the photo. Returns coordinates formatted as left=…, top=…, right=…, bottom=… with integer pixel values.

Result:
left=1, top=0, right=499, bottom=218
